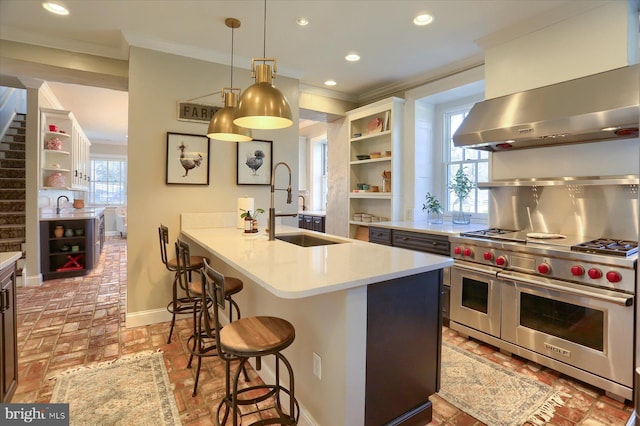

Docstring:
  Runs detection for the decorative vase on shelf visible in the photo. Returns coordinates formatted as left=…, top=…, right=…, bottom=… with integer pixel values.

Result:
left=64, top=228, right=74, bottom=237
left=54, top=226, right=64, bottom=238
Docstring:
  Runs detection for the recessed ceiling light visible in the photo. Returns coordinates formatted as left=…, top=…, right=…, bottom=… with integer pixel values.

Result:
left=296, top=17, right=309, bottom=26
left=42, top=2, right=69, bottom=15
left=413, top=14, right=433, bottom=26
left=324, top=80, right=337, bottom=86
left=345, top=53, right=360, bottom=62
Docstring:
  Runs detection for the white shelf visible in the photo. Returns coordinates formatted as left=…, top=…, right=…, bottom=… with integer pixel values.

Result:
left=350, top=129, right=391, bottom=142
left=42, top=167, right=70, bottom=172
left=350, top=156, right=392, bottom=165
left=349, top=192, right=392, bottom=199
left=45, top=131, right=71, bottom=138
left=41, top=186, right=72, bottom=190
left=43, top=149, right=71, bottom=156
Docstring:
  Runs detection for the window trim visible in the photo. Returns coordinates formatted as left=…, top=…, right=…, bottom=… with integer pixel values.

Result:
left=88, top=154, right=127, bottom=206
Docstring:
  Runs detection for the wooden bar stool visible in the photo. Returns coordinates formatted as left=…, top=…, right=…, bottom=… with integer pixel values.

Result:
left=201, top=260, right=299, bottom=426
left=177, top=239, right=245, bottom=397
left=158, top=224, right=208, bottom=343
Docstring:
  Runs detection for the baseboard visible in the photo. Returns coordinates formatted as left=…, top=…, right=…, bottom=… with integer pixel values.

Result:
left=22, top=273, right=42, bottom=287
left=125, top=308, right=173, bottom=328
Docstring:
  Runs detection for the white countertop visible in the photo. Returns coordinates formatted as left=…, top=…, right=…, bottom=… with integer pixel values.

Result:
left=0, top=252, right=22, bottom=271
left=369, top=220, right=488, bottom=236
left=40, top=207, right=105, bottom=221
left=298, top=210, right=326, bottom=216
left=181, top=226, right=452, bottom=299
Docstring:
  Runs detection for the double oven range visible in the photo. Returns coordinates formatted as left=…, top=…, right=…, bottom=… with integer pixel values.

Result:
left=449, top=228, right=637, bottom=401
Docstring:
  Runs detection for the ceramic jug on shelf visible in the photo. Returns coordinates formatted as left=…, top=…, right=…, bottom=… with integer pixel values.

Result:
left=54, top=226, right=64, bottom=238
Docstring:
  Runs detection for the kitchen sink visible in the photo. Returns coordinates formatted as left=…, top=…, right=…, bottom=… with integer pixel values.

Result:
left=275, top=234, right=345, bottom=247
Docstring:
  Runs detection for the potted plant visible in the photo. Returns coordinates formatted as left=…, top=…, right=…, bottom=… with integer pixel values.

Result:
left=240, top=208, right=265, bottom=233
left=422, top=192, right=444, bottom=224
left=449, top=167, right=474, bottom=224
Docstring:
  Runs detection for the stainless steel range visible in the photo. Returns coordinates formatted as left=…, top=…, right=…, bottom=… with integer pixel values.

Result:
left=449, top=228, right=637, bottom=402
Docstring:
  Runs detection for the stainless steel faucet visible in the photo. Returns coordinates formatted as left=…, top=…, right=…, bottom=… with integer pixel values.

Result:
left=268, top=162, right=297, bottom=241
left=298, top=194, right=306, bottom=211
left=56, top=195, right=69, bottom=214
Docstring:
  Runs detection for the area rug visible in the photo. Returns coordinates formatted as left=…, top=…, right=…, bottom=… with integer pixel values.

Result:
left=50, top=350, right=181, bottom=426
left=438, top=342, right=566, bottom=426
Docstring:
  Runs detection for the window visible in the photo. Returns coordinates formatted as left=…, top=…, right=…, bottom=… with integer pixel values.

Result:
left=88, top=156, right=127, bottom=205
left=444, top=106, right=488, bottom=216
left=310, top=136, right=328, bottom=210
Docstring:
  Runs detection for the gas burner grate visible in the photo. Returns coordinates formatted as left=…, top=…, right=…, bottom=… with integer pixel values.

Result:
left=461, top=228, right=519, bottom=237
left=572, top=239, right=639, bottom=257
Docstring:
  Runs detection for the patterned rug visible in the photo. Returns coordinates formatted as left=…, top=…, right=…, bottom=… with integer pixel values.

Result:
left=51, top=351, right=181, bottom=426
left=439, top=342, right=566, bottom=426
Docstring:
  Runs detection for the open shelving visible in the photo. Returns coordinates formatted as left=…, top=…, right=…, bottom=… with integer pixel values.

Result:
left=347, top=97, right=404, bottom=238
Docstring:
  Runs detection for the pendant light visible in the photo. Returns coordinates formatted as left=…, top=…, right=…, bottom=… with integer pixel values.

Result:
left=207, top=18, right=252, bottom=142
left=233, top=0, right=293, bottom=130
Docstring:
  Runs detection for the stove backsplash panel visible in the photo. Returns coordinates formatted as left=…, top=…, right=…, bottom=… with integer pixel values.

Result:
left=488, top=184, right=638, bottom=240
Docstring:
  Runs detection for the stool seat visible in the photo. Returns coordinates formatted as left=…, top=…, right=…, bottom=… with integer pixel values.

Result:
left=221, top=316, right=295, bottom=356
left=166, top=255, right=207, bottom=271
left=190, top=275, right=242, bottom=297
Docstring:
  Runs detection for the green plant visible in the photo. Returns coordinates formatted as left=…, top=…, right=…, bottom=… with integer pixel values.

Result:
left=449, top=167, right=474, bottom=203
left=240, top=208, right=265, bottom=219
left=422, top=192, right=443, bottom=214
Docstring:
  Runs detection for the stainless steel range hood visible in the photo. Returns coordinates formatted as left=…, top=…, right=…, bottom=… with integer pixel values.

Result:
left=453, top=65, right=639, bottom=152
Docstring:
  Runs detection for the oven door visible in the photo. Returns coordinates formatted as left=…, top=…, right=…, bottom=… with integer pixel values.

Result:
left=500, top=270, right=634, bottom=387
left=450, top=261, right=503, bottom=338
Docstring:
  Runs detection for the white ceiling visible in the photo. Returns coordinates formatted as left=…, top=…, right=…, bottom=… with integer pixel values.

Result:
left=0, top=0, right=612, bottom=145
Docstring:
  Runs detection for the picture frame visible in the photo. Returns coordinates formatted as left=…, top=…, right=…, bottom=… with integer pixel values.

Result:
left=236, top=139, right=273, bottom=185
left=166, top=132, right=210, bottom=185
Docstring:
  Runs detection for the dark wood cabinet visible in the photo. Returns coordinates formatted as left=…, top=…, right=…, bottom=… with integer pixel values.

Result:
left=392, top=230, right=450, bottom=256
left=369, top=226, right=451, bottom=326
left=0, top=260, right=18, bottom=402
left=298, top=214, right=325, bottom=233
left=368, top=227, right=392, bottom=245
left=39, top=214, right=104, bottom=281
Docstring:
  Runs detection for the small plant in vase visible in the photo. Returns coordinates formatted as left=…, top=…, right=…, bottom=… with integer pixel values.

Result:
left=422, top=192, right=444, bottom=224
left=449, top=167, right=474, bottom=224
left=240, top=208, right=265, bottom=233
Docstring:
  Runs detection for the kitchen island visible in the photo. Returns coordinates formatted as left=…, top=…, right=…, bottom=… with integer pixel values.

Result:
left=39, top=208, right=105, bottom=280
left=181, top=218, right=452, bottom=426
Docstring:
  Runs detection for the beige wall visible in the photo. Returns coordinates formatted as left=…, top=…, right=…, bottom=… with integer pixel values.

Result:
left=126, top=47, right=299, bottom=317
left=484, top=1, right=637, bottom=98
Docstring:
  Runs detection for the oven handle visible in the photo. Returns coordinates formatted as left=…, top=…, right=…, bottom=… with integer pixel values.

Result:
left=498, top=270, right=633, bottom=307
left=453, top=260, right=500, bottom=276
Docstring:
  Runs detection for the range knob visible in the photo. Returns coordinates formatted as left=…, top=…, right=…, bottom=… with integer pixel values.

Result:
left=606, top=271, right=622, bottom=283
left=463, top=248, right=473, bottom=257
left=483, top=252, right=493, bottom=261
left=495, top=256, right=507, bottom=266
left=454, top=246, right=463, bottom=255
left=570, top=266, right=584, bottom=276
left=588, top=268, right=602, bottom=279
left=537, top=263, right=551, bottom=274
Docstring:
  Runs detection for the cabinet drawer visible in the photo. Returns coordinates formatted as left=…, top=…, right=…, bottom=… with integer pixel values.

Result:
left=392, top=230, right=450, bottom=256
left=368, top=227, right=392, bottom=245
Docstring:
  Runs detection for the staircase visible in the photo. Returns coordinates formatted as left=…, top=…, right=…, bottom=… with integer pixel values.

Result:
left=0, top=113, right=27, bottom=273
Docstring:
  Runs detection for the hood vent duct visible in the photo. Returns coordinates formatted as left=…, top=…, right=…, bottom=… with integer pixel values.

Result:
left=453, top=65, right=639, bottom=152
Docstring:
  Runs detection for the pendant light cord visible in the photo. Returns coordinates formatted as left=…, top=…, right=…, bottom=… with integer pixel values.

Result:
left=263, top=0, right=267, bottom=60
left=230, top=24, right=234, bottom=88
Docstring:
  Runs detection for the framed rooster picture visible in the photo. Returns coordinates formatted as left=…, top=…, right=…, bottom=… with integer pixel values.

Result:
left=236, top=139, right=273, bottom=185
left=166, top=132, right=210, bottom=185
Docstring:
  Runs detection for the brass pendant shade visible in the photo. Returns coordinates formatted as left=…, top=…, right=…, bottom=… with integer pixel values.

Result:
left=234, top=62, right=293, bottom=130
left=207, top=90, right=252, bottom=141
left=207, top=17, right=253, bottom=142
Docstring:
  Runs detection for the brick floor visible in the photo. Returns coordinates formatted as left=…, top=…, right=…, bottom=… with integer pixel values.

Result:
left=10, top=237, right=634, bottom=425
